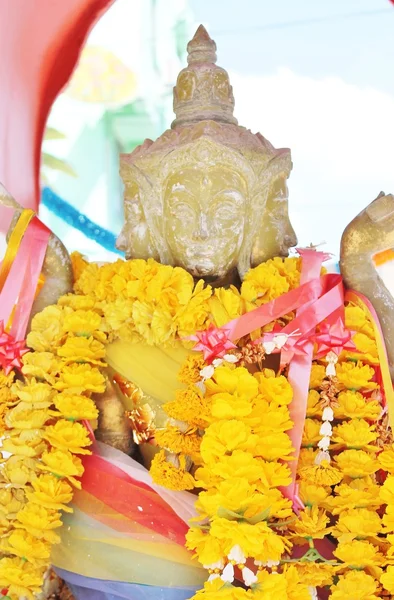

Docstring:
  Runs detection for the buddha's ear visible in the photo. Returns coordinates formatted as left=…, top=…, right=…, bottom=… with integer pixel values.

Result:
left=237, top=185, right=270, bottom=279
left=118, top=159, right=169, bottom=263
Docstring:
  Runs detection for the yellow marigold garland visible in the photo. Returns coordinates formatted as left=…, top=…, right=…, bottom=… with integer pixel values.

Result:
left=0, top=252, right=393, bottom=599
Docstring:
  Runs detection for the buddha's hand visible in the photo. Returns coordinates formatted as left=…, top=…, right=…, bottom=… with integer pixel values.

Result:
left=340, top=192, right=394, bottom=379
left=0, top=183, right=73, bottom=323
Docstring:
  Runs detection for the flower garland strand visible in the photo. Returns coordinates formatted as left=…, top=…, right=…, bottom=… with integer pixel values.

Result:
left=0, top=253, right=393, bottom=599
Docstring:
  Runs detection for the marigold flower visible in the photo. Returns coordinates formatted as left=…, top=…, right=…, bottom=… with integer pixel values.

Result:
left=381, top=566, right=394, bottom=594
left=333, top=540, right=383, bottom=569
left=26, top=474, right=73, bottom=512
left=309, top=364, right=326, bottom=389
left=0, top=556, right=44, bottom=600
left=298, top=481, right=331, bottom=508
left=254, top=369, right=293, bottom=405
left=150, top=450, right=195, bottom=491
left=58, top=292, right=95, bottom=311
left=22, top=351, right=61, bottom=383
left=12, top=379, right=54, bottom=407
left=241, top=262, right=289, bottom=306
left=327, top=481, right=381, bottom=514
left=185, top=527, right=225, bottom=566
left=255, top=431, right=294, bottom=461
left=347, top=332, right=379, bottom=364
left=27, top=305, right=64, bottom=351
left=336, top=361, right=377, bottom=391
left=3, top=456, right=37, bottom=486
left=249, top=400, right=293, bottom=434
left=256, top=460, right=292, bottom=489
left=43, top=420, right=92, bottom=455
left=177, top=354, right=206, bottom=385
left=335, top=449, right=379, bottom=478
left=257, top=566, right=310, bottom=600
left=54, top=393, right=98, bottom=421
left=210, top=517, right=286, bottom=561
left=302, top=418, right=322, bottom=447
left=164, top=387, right=211, bottom=430
left=330, top=570, right=378, bottom=600
left=306, top=390, right=322, bottom=417
left=38, top=449, right=84, bottom=488
left=62, top=309, right=102, bottom=337
left=200, top=420, right=257, bottom=464
left=0, top=367, right=15, bottom=387
left=155, top=426, right=201, bottom=462
left=243, top=487, right=292, bottom=521
left=266, top=256, right=301, bottom=288
left=57, top=335, right=106, bottom=365
left=211, top=391, right=253, bottom=420
left=298, top=462, right=343, bottom=487
left=202, top=450, right=262, bottom=483
left=335, top=390, right=381, bottom=420
left=379, top=474, right=394, bottom=506
left=345, top=304, right=375, bottom=338
left=378, top=446, right=394, bottom=474
left=0, top=488, right=25, bottom=515
left=382, top=505, right=394, bottom=532
left=70, top=251, right=90, bottom=281
left=6, top=530, right=51, bottom=564
left=332, top=508, right=381, bottom=542
left=5, top=404, right=53, bottom=430
left=15, top=504, right=62, bottom=543
left=205, top=366, right=258, bottom=401
left=332, top=419, right=378, bottom=451
left=195, top=477, right=258, bottom=519
left=290, top=506, right=330, bottom=541
left=54, top=363, right=105, bottom=394
left=209, top=286, right=242, bottom=328
left=2, top=432, right=47, bottom=458
left=175, top=283, right=212, bottom=337
left=294, top=562, right=336, bottom=587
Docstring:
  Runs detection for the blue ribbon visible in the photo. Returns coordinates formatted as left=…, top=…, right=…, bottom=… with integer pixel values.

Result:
left=41, top=187, right=124, bottom=256
left=55, top=569, right=200, bottom=600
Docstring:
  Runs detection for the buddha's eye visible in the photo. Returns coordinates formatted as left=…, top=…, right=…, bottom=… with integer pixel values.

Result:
left=171, top=201, right=195, bottom=222
left=213, top=202, right=237, bottom=223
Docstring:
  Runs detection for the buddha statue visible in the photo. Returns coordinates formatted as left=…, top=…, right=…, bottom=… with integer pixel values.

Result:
left=117, top=25, right=297, bottom=284
left=0, top=25, right=393, bottom=461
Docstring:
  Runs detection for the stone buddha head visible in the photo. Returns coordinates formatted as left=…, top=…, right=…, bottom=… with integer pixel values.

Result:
left=117, top=25, right=297, bottom=280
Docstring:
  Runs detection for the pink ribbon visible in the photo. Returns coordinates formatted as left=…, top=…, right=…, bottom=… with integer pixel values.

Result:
left=189, top=324, right=237, bottom=363
left=0, top=213, right=50, bottom=368
left=313, top=318, right=356, bottom=359
left=283, top=250, right=339, bottom=509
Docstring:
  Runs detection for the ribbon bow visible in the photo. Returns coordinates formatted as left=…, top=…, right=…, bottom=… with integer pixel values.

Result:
left=313, top=318, right=356, bottom=359
left=191, top=324, right=237, bottom=364
left=0, top=321, right=28, bottom=374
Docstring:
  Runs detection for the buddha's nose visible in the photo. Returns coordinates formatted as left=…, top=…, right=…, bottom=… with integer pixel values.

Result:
left=193, top=214, right=209, bottom=240
left=285, top=221, right=298, bottom=249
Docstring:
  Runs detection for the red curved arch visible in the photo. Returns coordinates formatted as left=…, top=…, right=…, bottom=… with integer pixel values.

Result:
left=0, top=0, right=114, bottom=214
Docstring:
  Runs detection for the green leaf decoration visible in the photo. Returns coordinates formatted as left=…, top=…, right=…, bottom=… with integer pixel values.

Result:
left=41, top=153, right=77, bottom=177
left=44, top=127, right=66, bottom=140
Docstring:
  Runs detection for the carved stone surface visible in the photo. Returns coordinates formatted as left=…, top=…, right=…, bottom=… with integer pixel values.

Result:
left=117, top=26, right=296, bottom=280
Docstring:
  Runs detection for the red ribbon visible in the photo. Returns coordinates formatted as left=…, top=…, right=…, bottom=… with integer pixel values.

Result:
left=80, top=453, right=189, bottom=546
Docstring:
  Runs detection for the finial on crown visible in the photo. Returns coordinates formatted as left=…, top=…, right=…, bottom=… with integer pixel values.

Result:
left=172, top=25, right=237, bottom=129
left=187, top=24, right=217, bottom=64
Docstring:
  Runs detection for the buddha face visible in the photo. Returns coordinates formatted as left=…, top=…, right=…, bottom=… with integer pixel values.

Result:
left=116, top=179, right=158, bottom=260
left=251, top=176, right=297, bottom=266
left=164, top=166, right=247, bottom=278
